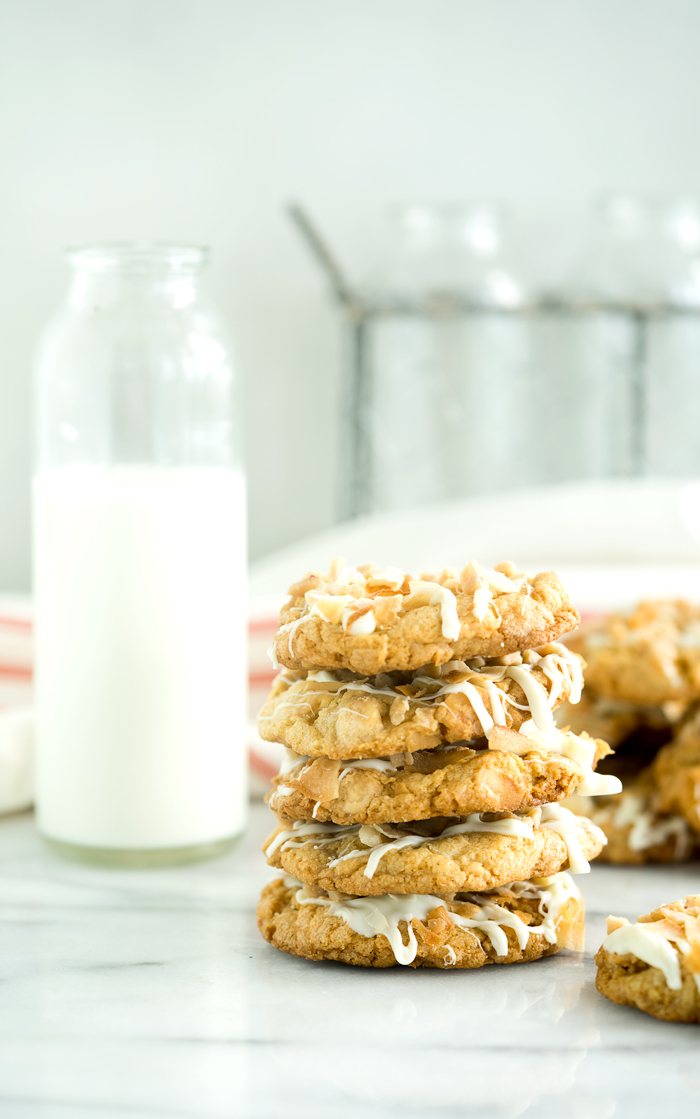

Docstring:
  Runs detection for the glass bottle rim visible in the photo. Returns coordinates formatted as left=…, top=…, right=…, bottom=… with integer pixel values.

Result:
left=65, top=242, right=208, bottom=273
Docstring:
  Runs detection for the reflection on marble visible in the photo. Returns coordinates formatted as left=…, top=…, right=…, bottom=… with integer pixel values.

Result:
left=0, top=804, right=698, bottom=1118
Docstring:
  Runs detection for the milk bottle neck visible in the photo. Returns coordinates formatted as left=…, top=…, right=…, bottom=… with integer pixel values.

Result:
left=36, top=242, right=239, bottom=473
left=66, top=243, right=207, bottom=310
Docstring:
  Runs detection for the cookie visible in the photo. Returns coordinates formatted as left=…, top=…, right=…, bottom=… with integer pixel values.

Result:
left=258, top=871, right=584, bottom=968
left=259, top=643, right=583, bottom=760
left=567, top=601, right=700, bottom=707
left=263, top=804, right=606, bottom=895
left=652, top=708, right=700, bottom=832
left=595, top=897, right=700, bottom=1023
left=267, top=728, right=617, bottom=826
left=272, top=561, right=580, bottom=674
left=565, top=778, right=695, bottom=865
left=557, top=691, right=675, bottom=781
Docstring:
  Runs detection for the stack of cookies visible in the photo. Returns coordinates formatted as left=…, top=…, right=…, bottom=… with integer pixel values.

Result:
left=256, top=559, right=620, bottom=969
left=562, top=601, right=700, bottom=863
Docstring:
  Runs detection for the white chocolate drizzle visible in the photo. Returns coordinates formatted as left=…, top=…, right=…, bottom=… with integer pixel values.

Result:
left=536, top=803, right=606, bottom=874
left=279, top=748, right=314, bottom=776
left=472, top=584, right=493, bottom=622
left=277, top=748, right=398, bottom=784
left=418, top=644, right=583, bottom=736
left=518, top=722, right=622, bottom=797
left=290, top=870, right=579, bottom=965
left=487, top=872, right=581, bottom=946
left=268, top=783, right=295, bottom=809
left=265, top=819, right=351, bottom=857
left=434, top=678, right=498, bottom=735
left=502, top=666, right=556, bottom=729
left=407, top=581, right=461, bottom=640
left=603, top=923, right=683, bottom=990
left=338, top=756, right=398, bottom=779
left=612, top=794, right=692, bottom=857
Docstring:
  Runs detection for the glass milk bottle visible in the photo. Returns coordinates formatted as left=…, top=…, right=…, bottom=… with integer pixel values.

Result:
left=34, top=244, right=247, bottom=865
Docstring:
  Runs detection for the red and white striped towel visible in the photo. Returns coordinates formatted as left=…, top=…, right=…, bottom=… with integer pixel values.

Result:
left=0, top=602, right=33, bottom=710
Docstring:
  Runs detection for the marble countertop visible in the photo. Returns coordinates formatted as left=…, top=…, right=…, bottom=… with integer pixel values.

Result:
left=1, top=803, right=698, bottom=1119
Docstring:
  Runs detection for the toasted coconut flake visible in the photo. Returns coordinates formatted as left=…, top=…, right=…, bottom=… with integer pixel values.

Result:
left=488, top=725, right=534, bottom=755
left=414, top=907, right=455, bottom=949
left=606, top=915, right=629, bottom=935
left=389, top=751, right=414, bottom=767
left=427, top=905, right=454, bottom=936
left=409, top=745, right=478, bottom=773
left=294, top=757, right=342, bottom=802
left=459, top=562, right=481, bottom=593
left=358, top=825, right=382, bottom=848
left=371, top=594, right=404, bottom=628
left=555, top=893, right=586, bottom=951
left=288, top=573, right=322, bottom=597
left=328, top=557, right=345, bottom=579
left=389, top=696, right=410, bottom=725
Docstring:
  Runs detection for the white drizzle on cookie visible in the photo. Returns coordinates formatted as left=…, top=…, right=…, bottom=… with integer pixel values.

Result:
left=516, top=724, right=622, bottom=797
left=603, top=923, right=683, bottom=989
left=603, top=897, right=700, bottom=994
left=268, top=783, right=295, bottom=810
left=290, top=870, right=579, bottom=966
left=405, top=581, right=461, bottom=640
left=279, top=748, right=399, bottom=780
left=610, top=793, right=692, bottom=857
left=536, top=803, right=606, bottom=874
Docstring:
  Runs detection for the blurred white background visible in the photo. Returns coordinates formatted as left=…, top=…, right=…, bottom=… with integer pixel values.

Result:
left=2, top=0, right=700, bottom=588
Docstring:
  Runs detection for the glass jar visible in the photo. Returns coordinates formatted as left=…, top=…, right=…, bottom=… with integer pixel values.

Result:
left=361, top=201, right=528, bottom=510
left=367, top=200, right=524, bottom=308
left=641, top=196, right=700, bottom=476
left=34, top=243, right=247, bottom=865
left=571, top=193, right=658, bottom=304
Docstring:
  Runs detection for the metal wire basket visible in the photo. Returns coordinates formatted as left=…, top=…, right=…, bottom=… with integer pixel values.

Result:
left=290, top=205, right=700, bottom=519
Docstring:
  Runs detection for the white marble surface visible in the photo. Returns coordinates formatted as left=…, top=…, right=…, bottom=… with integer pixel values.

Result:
left=0, top=803, right=698, bottom=1119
